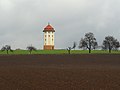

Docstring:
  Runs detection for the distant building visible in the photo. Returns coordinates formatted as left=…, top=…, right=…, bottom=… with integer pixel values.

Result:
left=43, top=23, right=55, bottom=50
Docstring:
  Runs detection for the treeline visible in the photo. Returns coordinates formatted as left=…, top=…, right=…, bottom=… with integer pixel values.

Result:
left=67, top=32, right=120, bottom=54
left=1, top=32, right=120, bottom=54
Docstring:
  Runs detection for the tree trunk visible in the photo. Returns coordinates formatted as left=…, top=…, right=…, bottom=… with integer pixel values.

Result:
left=88, top=39, right=91, bottom=53
left=89, top=48, right=91, bottom=53
left=109, top=49, right=111, bottom=53
left=68, top=50, right=71, bottom=54
left=108, top=43, right=112, bottom=53
left=7, top=50, right=8, bottom=54
left=108, top=45, right=111, bottom=53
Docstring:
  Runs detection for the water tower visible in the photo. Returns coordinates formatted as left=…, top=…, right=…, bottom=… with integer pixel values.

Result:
left=43, top=23, right=55, bottom=50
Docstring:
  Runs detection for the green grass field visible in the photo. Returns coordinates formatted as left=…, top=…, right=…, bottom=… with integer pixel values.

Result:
left=0, top=50, right=120, bottom=54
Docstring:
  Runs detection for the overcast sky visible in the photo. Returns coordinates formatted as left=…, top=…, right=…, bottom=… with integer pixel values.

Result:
left=0, top=0, right=120, bottom=49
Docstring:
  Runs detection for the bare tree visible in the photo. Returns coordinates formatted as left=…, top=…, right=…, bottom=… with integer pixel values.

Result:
left=72, top=42, right=77, bottom=50
left=102, top=36, right=120, bottom=53
left=1, top=45, right=13, bottom=54
left=79, top=32, right=98, bottom=53
left=67, top=47, right=72, bottom=54
left=27, top=46, right=37, bottom=54
left=67, top=42, right=77, bottom=54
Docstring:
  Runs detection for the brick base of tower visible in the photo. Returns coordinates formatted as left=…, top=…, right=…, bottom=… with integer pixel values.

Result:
left=44, top=45, right=54, bottom=50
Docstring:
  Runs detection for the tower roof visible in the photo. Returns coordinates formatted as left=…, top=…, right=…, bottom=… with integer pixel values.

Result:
left=43, top=23, right=55, bottom=32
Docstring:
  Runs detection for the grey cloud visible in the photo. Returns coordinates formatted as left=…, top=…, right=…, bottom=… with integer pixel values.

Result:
left=0, top=0, right=120, bottom=49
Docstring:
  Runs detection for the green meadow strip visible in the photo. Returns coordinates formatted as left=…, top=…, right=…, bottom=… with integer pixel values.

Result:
left=0, top=50, right=120, bottom=55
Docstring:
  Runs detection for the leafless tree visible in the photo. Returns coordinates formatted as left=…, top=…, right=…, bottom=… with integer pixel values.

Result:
left=1, top=45, right=13, bottom=54
left=67, top=47, right=72, bottom=54
left=102, top=36, right=120, bottom=53
left=27, top=46, right=37, bottom=54
left=79, top=32, right=98, bottom=53
left=72, top=42, right=77, bottom=50
left=67, top=42, right=77, bottom=54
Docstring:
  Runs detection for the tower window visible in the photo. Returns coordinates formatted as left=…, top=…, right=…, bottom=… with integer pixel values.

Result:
left=52, top=35, right=53, bottom=37
left=48, top=35, right=50, bottom=37
left=45, top=39, right=46, bottom=41
left=45, top=35, right=46, bottom=37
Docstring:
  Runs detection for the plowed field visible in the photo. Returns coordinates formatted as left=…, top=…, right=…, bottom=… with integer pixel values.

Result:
left=0, top=54, right=120, bottom=90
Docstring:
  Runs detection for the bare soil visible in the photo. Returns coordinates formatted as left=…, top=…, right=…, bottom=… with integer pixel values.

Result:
left=0, top=54, right=120, bottom=90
